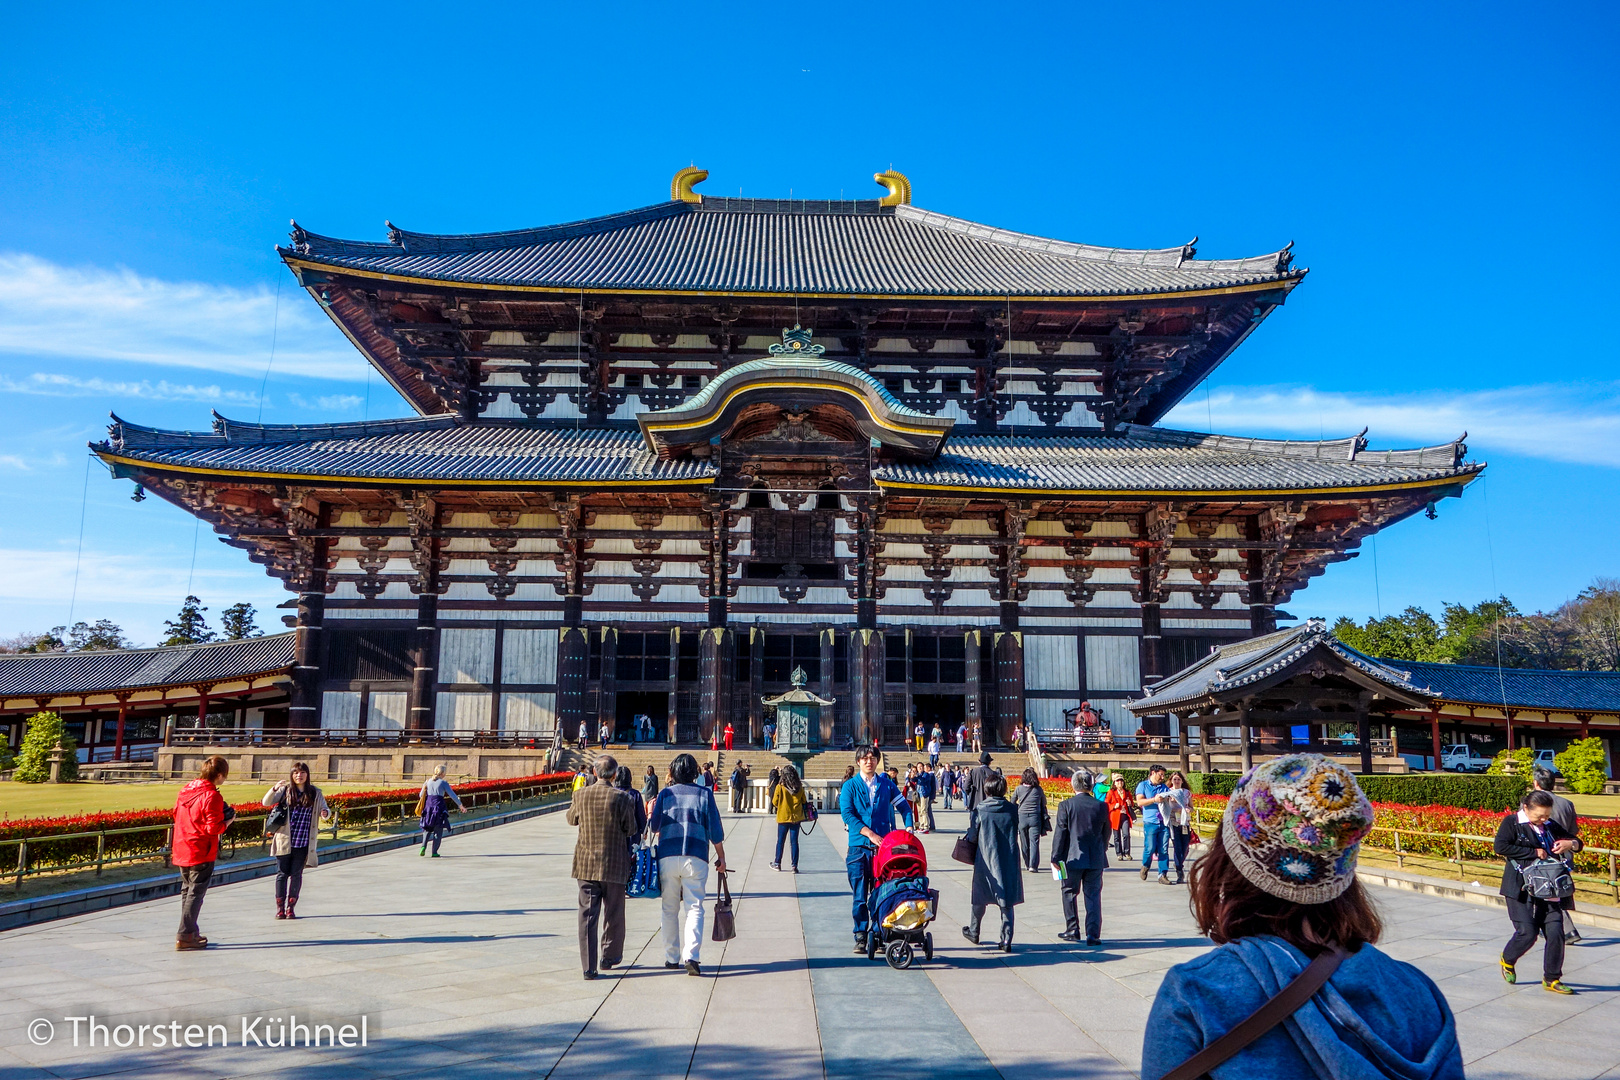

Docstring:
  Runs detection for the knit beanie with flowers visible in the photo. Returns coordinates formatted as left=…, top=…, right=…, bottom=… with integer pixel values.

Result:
left=1221, top=754, right=1375, bottom=904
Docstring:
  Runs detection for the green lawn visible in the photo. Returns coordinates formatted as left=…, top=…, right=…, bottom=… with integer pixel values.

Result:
left=1567, top=791, right=1620, bottom=819
left=0, top=780, right=387, bottom=821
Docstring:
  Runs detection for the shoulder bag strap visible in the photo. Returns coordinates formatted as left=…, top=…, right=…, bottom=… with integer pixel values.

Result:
left=1159, top=947, right=1347, bottom=1080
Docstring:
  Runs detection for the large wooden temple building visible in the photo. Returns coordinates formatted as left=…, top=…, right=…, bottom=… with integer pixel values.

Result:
left=92, top=168, right=1483, bottom=750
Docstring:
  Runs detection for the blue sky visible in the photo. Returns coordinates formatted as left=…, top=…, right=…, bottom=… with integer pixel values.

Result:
left=1, top=2, right=1615, bottom=646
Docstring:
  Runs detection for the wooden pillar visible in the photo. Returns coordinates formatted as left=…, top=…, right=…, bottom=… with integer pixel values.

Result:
left=849, top=629, right=886, bottom=745
left=408, top=592, right=439, bottom=733
left=993, top=630, right=1024, bottom=748
left=1238, top=701, right=1253, bottom=773
left=749, top=627, right=764, bottom=745
left=667, top=628, right=681, bottom=743
left=1197, top=719, right=1211, bottom=773
left=1430, top=709, right=1443, bottom=772
left=698, top=627, right=734, bottom=747
left=818, top=628, right=835, bottom=747
left=196, top=685, right=212, bottom=734
left=964, top=629, right=982, bottom=746
left=597, top=627, right=617, bottom=741
left=113, top=695, right=130, bottom=762
left=1139, top=602, right=1163, bottom=686
left=557, top=626, right=590, bottom=744
left=288, top=582, right=326, bottom=732
left=1357, top=702, right=1373, bottom=775
left=1176, top=714, right=1189, bottom=775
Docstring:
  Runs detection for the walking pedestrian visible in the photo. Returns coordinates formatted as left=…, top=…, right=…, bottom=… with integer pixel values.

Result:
left=963, top=751, right=997, bottom=819
left=1163, top=770, right=1194, bottom=884
left=648, top=754, right=727, bottom=975
left=962, top=773, right=1022, bottom=951
left=1051, top=767, right=1110, bottom=944
left=261, top=761, right=330, bottom=919
left=577, top=717, right=589, bottom=750
left=1011, top=767, right=1050, bottom=871
left=839, top=745, right=914, bottom=954
left=701, top=761, right=717, bottom=790
left=568, top=755, right=637, bottom=980
left=641, top=765, right=660, bottom=816
left=930, top=722, right=942, bottom=749
left=914, top=720, right=925, bottom=752
left=1142, top=755, right=1462, bottom=1080
left=1136, top=764, right=1172, bottom=884
left=1496, top=788, right=1582, bottom=994
left=1105, top=774, right=1134, bottom=858
left=1533, top=767, right=1583, bottom=944
left=971, top=722, right=982, bottom=753
left=927, top=734, right=940, bottom=768
left=915, top=762, right=937, bottom=833
left=615, top=765, right=647, bottom=837
left=598, top=717, right=611, bottom=748
left=956, top=723, right=966, bottom=754
left=172, top=755, right=234, bottom=950
left=418, top=764, right=465, bottom=857
left=940, top=762, right=955, bottom=810
left=770, top=764, right=807, bottom=871
left=729, top=760, right=749, bottom=813
left=723, top=721, right=735, bottom=750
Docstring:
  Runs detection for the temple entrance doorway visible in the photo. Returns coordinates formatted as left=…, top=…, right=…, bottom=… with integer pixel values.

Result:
left=912, top=695, right=965, bottom=745
left=616, top=691, right=668, bottom=742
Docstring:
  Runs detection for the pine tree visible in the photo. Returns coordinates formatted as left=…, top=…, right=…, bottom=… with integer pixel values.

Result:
left=13, top=711, right=78, bottom=783
left=161, top=595, right=216, bottom=647
left=219, top=602, right=261, bottom=640
left=66, top=619, right=131, bottom=651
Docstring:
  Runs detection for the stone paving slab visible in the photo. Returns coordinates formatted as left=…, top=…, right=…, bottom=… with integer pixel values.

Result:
left=0, top=802, right=1616, bottom=1078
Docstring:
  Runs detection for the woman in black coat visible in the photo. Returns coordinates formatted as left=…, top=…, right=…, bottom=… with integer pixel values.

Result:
left=1494, top=789, right=1582, bottom=994
left=964, top=773, right=1024, bottom=951
left=1010, top=768, right=1050, bottom=872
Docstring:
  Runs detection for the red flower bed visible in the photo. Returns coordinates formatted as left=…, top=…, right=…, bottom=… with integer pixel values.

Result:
left=0, top=772, right=572, bottom=872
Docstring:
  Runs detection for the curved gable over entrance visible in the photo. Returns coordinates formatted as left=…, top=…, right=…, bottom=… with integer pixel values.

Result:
left=637, top=326, right=954, bottom=460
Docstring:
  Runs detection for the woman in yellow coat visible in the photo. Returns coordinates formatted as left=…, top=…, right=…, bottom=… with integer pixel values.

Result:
left=770, top=764, right=808, bottom=872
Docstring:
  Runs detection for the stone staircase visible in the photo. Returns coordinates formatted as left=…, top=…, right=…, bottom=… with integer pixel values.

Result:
left=553, top=743, right=1003, bottom=788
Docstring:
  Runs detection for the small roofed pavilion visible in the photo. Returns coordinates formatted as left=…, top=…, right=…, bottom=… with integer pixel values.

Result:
left=1129, top=619, right=1433, bottom=774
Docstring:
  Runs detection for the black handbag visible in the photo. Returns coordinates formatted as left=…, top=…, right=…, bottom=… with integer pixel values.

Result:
left=951, top=834, right=978, bottom=865
left=1517, top=857, right=1575, bottom=900
left=264, top=789, right=288, bottom=834
left=711, top=871, right=737, bottom=942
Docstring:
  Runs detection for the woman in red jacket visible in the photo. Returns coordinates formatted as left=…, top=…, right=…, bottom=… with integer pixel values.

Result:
left=172, top=756, right=235, bottom=951
left=1105, top=773, right=1135, bottom=859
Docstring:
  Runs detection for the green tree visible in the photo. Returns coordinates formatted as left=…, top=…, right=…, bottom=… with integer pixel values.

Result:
left=1486, top=747, right=1535, bottom=778
left=65, top=619, right=131, bottom=651
left=1331, top=607, right=1450, bottom=662
left=1567, top=579, right=1620, bottom=670
left=1554, top=737, right=1611, bottom=796
left=13, top=711, right=79, bottom=783
left=219, top=602, right=261, bottom=640
left=161, top=596, right=215, bottom=647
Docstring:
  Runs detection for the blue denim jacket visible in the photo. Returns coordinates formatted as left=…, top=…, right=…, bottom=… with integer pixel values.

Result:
left=1142, top=936, right=1463, bottom=1080
left=839, top=773, right=913, bottom=850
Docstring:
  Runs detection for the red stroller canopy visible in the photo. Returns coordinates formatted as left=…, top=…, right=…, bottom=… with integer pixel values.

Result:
left=874, top=829, right=928, bottom=883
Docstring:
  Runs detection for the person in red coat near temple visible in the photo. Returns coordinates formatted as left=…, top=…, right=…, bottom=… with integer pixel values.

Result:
left=172, top=755, right=235, bottom=951
left=723, top=722, right=735, bottom=750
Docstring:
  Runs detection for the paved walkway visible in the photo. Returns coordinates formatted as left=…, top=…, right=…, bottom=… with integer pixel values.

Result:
left=2, top=804, right=1617, bottom=1079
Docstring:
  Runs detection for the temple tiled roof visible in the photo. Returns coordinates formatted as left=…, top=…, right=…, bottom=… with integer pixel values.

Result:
left=872, top=426, right=1479, bottom=494
left=0, top=634, right=295, bottom=698
left=1399, top=662, right=1620, bottom=713
left=99, top=416, right=718, bottom=486
left=1131, top=620, right=1432, bottom=713
left=280, top=198, right=1302, bottom=299
left=97, top=416, right=1477, bottom=494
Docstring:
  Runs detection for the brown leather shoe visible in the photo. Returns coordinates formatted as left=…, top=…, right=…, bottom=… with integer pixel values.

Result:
left=175, top=936, right=208, bottom=951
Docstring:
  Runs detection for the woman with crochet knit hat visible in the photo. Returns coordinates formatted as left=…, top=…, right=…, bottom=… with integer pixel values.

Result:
left=1142, top=755, right=1463, bottom=1080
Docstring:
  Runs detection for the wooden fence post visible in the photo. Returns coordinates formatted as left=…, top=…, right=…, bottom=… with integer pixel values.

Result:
left=96, top=832, right=106, bottom=877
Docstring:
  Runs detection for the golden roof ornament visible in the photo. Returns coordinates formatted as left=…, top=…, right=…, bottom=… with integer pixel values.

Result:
left=671, top=166, right=708, bottom=204
left=874, top=169, right=911, bottom=207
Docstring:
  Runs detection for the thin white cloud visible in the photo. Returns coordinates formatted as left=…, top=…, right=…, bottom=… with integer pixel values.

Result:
left=1162, top=384, right=1620, bottom=468
left=0, top=372, right=260, bottom=406
left=0, top=547, right=271, bottom=607
left=0, top=252, right=367, bottom=380
left=285, top=391, right=364, bottom=412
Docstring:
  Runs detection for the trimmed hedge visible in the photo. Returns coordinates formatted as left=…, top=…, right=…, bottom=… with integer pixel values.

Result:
left=1188, top=770, right=1528, bottom=810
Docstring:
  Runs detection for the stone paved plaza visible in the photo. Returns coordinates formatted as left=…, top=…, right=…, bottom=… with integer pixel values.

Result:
left=1, top=804, right=1617, bottom=1079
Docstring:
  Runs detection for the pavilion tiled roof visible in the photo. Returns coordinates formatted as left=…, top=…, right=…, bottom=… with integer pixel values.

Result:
left=0, top=633, right=295, bottom=698
left=98, top=415, right=1477, bottom=494
left=1399, top=662, right=1620, bottom=713
left=280, top=198, right=1303, bottom=299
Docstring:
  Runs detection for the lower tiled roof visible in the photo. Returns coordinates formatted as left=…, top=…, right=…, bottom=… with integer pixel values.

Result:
left=1401, top=661, right=1620, bottom=713
left=0, top=634, right=295, bottom=698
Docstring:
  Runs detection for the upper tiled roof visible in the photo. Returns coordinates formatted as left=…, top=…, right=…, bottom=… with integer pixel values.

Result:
left=872, top=425, right=1479, bottom=493
left=0, top=633, right=295, bottom=698
left=1400, top=661, right=1620, bottom=713
left=280, top=198, right=1302, bottom=299
left=99, top=415, right=717, bottom=486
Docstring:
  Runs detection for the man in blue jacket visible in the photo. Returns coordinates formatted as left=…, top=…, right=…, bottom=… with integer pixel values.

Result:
left=839, top=745, right=914, bottom=954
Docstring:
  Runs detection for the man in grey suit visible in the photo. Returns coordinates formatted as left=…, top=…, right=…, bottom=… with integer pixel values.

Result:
left=1534, top=766, right=1582, bottom=944
left=1050, top=767, right=1112, bottom=945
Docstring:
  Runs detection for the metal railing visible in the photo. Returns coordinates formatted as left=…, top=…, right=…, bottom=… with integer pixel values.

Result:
left=1187, top=804, right=1620, bottom=904
left=168, top=728, right=559, bottom=749
left=1034, top=731, right=1395, bottom=757
left=1, top=779, right=571, bottom=888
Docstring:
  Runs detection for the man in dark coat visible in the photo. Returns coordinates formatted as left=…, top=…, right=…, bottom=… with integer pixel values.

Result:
left=963, top=752, right=998, bottom=818
left=568, top=754, right=637, bottom=980
left=963, top=773, right=1023, bottom=951
left=1050, top=766, right=1112, bottom=944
